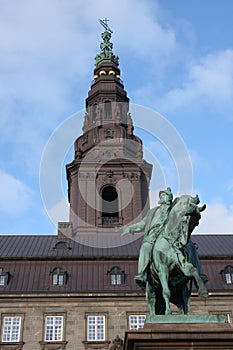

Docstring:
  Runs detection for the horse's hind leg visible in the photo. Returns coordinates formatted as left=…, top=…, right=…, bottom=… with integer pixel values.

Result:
left=157, top=266, right=171, bottom=314
left=146, top=282, right=156, bottom=317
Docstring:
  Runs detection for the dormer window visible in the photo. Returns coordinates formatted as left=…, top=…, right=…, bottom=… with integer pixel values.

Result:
left=54, top=241, right=70, bottom=250
left=51, top=268, right=67, bottom=286
left=108, top=267, right=125, bottom=285
left=0, top=268, right=9, bottom=286
left=222, top=266, right=233, bottom=284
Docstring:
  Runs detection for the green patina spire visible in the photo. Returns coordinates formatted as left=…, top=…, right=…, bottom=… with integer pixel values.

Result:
left=95, top=18, right=119, bottom=67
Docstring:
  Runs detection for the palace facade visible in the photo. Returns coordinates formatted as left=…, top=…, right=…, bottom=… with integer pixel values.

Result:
left=0, top=21, right=232, bottom=350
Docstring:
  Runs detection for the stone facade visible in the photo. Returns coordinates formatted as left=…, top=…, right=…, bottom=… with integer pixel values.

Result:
left=0, top=292, right=233, bottom=350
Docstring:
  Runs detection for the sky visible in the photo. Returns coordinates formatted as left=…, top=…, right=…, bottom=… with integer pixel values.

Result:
left=0, top=0, right=233, bottom=235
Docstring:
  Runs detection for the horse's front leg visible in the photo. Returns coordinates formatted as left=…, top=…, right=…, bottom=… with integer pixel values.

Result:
left=157, top=265, right=171, bottom=314
left=146, top=281, right=156, bottom=319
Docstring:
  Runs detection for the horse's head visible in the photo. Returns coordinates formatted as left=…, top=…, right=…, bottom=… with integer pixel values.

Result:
left=165, top=194, right=206, bottom=244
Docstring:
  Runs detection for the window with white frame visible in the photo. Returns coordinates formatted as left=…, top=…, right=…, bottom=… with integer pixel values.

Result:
left=0, top=268, right=8, bottom=286
left=44, top=316, right=63, bottom=341
left=225, top=272, right=232, bottom=284
left=87, top=315, right=105, bottom=341
left=107, top=266, right=125, bottom=285
left=110, top=274, right=122, bottom=285
left=51, top=268, right=66, bottom=286
left=222, top=265, right=233, bottom=284
left=129, top=315, right=146, bottom=330
left=2, top=316, right=21, bottom=342
left=0, top=275, right=6, bottom=286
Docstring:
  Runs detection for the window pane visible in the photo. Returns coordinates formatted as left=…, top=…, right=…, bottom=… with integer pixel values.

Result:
left=225, top=273, right=232, bottom=284
left=58, top=274, right=64, bottom=285
left=2, top=317, right=21, bottom=342
left=52, top=272, right=65, bottom=285
left=110, top=274, right=122, bottom=285
left=0, top=275, right=6, bottom=286
left=45, top=316, right=63, bottom=341
left=87, top=316, right=105, bottom=341
left=129, top=315, right=146, bottom=330
left=52, top=274, right=58, bottom=285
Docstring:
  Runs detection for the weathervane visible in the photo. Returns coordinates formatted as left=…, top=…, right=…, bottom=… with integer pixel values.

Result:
left=95, top=18, right=119, bottom=67
left=99, top=18, right=113, bottom=34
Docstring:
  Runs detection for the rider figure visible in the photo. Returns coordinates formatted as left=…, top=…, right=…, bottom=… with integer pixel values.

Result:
left=122, top=187, right=173, bottom=289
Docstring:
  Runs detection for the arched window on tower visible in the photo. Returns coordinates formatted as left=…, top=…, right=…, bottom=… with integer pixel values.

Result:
left=101, top=186, right=119, bottom=226
left=92, top=104, right=97, bottom=122
left=104, top=100, right=112, bottom=120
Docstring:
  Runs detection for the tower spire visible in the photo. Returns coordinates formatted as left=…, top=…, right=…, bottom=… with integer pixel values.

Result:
left=95, top=18, right=119, bottom=67
left=65, top=21, right=152, bottom=234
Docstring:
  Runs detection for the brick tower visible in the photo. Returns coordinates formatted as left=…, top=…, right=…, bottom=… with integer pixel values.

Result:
left=66, top=19, right=152, bottom=236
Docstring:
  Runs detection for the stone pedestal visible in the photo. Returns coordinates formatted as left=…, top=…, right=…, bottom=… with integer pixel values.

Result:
left=123, top=314, right=233, bottom=350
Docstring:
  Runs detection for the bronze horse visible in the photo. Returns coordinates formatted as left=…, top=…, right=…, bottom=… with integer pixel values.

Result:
left=146, top=195, right=208, bottom=317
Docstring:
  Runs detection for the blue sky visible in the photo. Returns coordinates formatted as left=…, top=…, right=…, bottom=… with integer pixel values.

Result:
left=0, top=0, right=232, bottom=234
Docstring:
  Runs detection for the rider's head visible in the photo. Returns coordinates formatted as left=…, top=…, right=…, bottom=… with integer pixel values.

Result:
left=158, top=187, right=173, bottom=204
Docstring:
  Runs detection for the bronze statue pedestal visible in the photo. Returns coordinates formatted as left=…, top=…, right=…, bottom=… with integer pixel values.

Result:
left=123, top=314, right=233, bottom=350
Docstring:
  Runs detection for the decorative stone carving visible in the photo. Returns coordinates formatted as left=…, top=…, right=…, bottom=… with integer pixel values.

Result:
left=113, top=103, right=121, bottom=121
left=82, top=341, right=110, bottom=349
left=101, top=150, right=118, bottom=159
left=39, top=341, right=67, bottom=350
left=109, top=335, right=123, bottom=350
left=58, top=222, right=72, bottom=229
left=102, top=171, right=117, bottom=185
left=104, top=128, right=114, bottom=139
left=83, top=112, right=89, bottom=131
left=0, top=344, right=24, bottom=350
left=78, top=173, right=95, bottom=181
left=123, top=172, right=140, bottom=180
left=81, top=134, right=88, bottom=145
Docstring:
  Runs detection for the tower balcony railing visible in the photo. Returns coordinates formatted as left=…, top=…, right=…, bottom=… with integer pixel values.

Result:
left=102, top=216, right=119, bottom=226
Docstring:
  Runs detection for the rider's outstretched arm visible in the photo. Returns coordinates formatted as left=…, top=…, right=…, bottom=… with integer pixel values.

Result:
left=122, top=216, right=147, bottom=236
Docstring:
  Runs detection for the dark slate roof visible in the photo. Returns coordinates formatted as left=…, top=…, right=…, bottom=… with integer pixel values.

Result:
left=0, top=234, right=232, bottom=260
left=0, top=257, right=231, bottom=293
left=0, top=234, right=232, bottom=293
left=0, top=234, right=142, bottom=260
left=192, top=234, right=233, bottom=258
left=0, top=260, right=139, bottom=292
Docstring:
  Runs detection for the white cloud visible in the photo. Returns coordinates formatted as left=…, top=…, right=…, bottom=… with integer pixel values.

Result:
left=149, top=191, right=233, bottom=234
left=0, top=0, right=231, bottom=235
left=0, top=170, right=33, bottom=215
left=0, top=0, right=178, bottom=176
left=157, top=49, right=233, bottom=117
left=111, top=0, right=176, bottom=61
left=47, top=198, right=69, bottom=227
left=196, top=201, right=233, bottom=233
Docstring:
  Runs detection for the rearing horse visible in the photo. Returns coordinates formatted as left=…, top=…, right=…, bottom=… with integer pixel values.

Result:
left=146, top=195, right=208, bottom=317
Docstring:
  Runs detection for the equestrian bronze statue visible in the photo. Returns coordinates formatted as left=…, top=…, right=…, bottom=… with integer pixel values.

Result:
left=122, top=188, right=208, bottom=317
